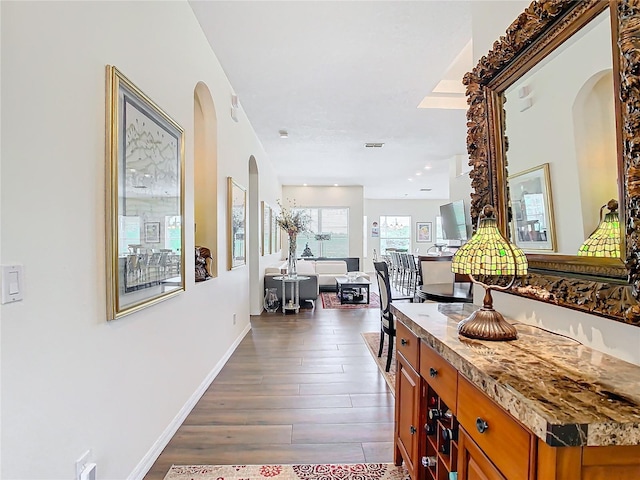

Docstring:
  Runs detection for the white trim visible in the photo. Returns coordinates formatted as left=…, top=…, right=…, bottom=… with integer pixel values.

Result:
left=128, top=324, right=252, bottom=480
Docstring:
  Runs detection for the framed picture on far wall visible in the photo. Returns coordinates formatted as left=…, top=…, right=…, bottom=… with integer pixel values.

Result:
left=144, top=222, right=161, bottom=243
left=416, top=222, right=432, bottom=243
left=508, top=163, right=556, bottom=252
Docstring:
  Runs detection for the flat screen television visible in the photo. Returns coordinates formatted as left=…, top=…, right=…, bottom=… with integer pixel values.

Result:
left=440, top=200, right=470, bottom=241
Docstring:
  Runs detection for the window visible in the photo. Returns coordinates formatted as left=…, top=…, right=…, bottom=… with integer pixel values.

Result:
left=118, top=216, right=141, bottom=255
left=165, top=216, right=182, bottom=251
left=294, top=207, right=349, bottom=257
left=380, top=215, right=411, bottom=253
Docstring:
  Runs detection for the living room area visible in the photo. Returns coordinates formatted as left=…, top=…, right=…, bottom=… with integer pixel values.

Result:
left=253, top=178, right=471, bottom=316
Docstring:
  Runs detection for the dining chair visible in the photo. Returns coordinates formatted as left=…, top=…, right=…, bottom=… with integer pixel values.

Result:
left=374, top=261, right=396, bottom=372
left=405, top=253, right=420, bottom=295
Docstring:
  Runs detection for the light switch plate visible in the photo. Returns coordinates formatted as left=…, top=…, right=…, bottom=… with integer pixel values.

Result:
left=2, top=265, right=23, bottom=304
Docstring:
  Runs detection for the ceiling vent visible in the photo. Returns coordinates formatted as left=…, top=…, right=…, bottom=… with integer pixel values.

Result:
left=420, top=188, right=432, bottom=192
left=364, top=142, right=384, bottom=148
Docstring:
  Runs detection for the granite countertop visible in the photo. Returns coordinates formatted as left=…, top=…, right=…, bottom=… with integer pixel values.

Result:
left=391, top=302, right=640, bottom=447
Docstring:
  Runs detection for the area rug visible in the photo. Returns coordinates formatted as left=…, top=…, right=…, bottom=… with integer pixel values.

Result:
left=362, top=332, right=396, bottom=394
left=164, top=463, right=409, bottom=480
left=320, top=292, right=380, bottom=309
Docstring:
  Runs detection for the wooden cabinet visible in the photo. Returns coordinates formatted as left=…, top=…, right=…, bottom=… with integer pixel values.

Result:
left=395, top=354, right=421, bottom=480
left=394, top=319, right=640, bottom=480
left=422, top=382, right=459, bottom=480
left=457, top=376, right=534, bottom=480
left=394, top=321, right=422, bottom=480
left=420, top=342, right=458, bottom=415
left=458, top=428, right=506, bottom=480
left=396, top=320, right=419, bottom=368
left=420, top=342, right=459, bottom=480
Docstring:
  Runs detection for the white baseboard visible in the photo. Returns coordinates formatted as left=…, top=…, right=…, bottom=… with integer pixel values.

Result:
left=128, top=324, right=252, bottom=480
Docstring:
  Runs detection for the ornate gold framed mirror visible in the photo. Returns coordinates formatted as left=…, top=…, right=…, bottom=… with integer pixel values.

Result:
left=464, top=0, right=640, bottom=325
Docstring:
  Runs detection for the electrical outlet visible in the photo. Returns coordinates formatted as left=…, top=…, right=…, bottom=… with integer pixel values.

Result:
left=75, top=449, right=92, bottom=480
left=233, top=313, right=237, bottom=325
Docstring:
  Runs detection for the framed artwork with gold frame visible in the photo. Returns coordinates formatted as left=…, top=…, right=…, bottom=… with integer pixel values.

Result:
left=105, top=65, right=185, bottom=320
left=228, top=177, right=247, bottom=269
left=508, top=163, right=556, bottom=252
left=262, top=201, right=271, bottom=256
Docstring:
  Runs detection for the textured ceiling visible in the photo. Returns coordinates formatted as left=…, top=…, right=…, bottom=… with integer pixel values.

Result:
left=190, top=1, right=473, bottom=199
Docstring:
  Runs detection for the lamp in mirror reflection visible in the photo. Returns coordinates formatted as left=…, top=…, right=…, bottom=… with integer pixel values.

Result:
left=451, top=205, right=528, bottom=341
left=577, top=199, right=620, bottom=257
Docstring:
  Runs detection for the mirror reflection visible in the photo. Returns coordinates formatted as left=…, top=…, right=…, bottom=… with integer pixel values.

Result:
left=119, top=179, right=183, bottom=308
left=503, top=8, right=619, bottom=256
left=228, top=178, right=246, bottom=269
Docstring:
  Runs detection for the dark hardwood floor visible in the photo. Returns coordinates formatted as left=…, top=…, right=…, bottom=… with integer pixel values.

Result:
left=144, top=293, right=394, bottom=480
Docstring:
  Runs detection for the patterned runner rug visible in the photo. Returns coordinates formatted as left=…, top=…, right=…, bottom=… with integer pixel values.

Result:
left=163, top=463, right=409, bottom=479
left=362, top=332, right=396, bottom=394
left=320, top=292, right=380, bottom=309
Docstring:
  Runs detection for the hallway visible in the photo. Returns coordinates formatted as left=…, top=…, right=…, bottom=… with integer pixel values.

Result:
left=144, top=301, right=395, bottom=479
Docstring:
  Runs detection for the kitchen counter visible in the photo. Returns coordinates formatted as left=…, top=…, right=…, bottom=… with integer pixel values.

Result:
left=390, top=302, right=640, bottom=447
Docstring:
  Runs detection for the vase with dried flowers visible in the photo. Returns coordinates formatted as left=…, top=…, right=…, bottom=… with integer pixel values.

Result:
left=275, top=199, right=312, bottom=278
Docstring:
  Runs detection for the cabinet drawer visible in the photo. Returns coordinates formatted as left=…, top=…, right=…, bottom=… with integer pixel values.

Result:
left=396, top=321, right=419, bottom=370
left=457, top=375, right=532, bottom=480
left=459, top=428, right=507, bottom=480
left=420, top=341, right=457, bottom=414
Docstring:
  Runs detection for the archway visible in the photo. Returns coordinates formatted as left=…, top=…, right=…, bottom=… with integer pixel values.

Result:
left=193, top=82, right=218, bottom=277
left=572, top=69, right=617, bottom=237
left=248, top=156, right=261, bottom=314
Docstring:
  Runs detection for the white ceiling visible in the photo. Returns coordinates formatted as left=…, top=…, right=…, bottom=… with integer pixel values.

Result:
left=189, top=1, right=473, bottom=200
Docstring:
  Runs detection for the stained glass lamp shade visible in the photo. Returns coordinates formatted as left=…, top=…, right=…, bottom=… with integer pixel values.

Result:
left=577, top=199, right=620, bottom=258
left=451, top=205, right=528, bottom=341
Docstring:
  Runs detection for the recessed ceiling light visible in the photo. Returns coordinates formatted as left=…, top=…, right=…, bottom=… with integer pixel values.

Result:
left=364, top=142, right=384, bottom=148
left=279, top=130, right=288, bottom=138
left=334, top=184, right=339, bottom=187
left=424, top=165, right=432, bottom=170
left=408, top=178, right=413, bottom=182
left=416, top=172, right=422, bottom=176
left=303, top=183, right=308, bottom=186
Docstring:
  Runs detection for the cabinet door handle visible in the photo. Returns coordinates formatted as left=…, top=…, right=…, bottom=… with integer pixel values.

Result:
left=476, top=417, right=489, bottom=434
left=429, top=367, right=438, bottom=377
left=401, top=338, right=408, bottom=346
left=410, top=425, right=417, bottom=435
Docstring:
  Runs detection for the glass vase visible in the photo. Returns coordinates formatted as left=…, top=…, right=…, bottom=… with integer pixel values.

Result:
left=264, top=288, right=280, bottom=313
left=288, top=233, right=297, bottom=278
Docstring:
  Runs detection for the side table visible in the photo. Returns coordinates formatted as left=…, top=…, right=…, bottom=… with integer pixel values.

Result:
left=273, top=275, right=311, bottom=314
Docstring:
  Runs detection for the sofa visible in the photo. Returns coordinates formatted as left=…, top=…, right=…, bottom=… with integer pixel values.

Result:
left=264, top=260, right=370, bottom=306
left=312, top=260, right=370, bottom=291
left=264, top=260, right=319, bottom=306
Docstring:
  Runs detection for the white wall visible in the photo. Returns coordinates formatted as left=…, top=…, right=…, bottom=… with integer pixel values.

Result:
left=448, top=154, right=473, bottom=229
left=364, top=198, right=446, bottom=272
left=471, top=1, right=529, bottom=62
left=470, top=1, right=640, bottom=365
left=1, top=1, right=280, bottom=478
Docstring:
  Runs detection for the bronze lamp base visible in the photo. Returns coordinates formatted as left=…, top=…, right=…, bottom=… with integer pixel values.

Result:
left=457, top=307, right=518, bottom=341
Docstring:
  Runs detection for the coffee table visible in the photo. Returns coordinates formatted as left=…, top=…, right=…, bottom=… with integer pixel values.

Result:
left=335, top=276, right=371, bottom=304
